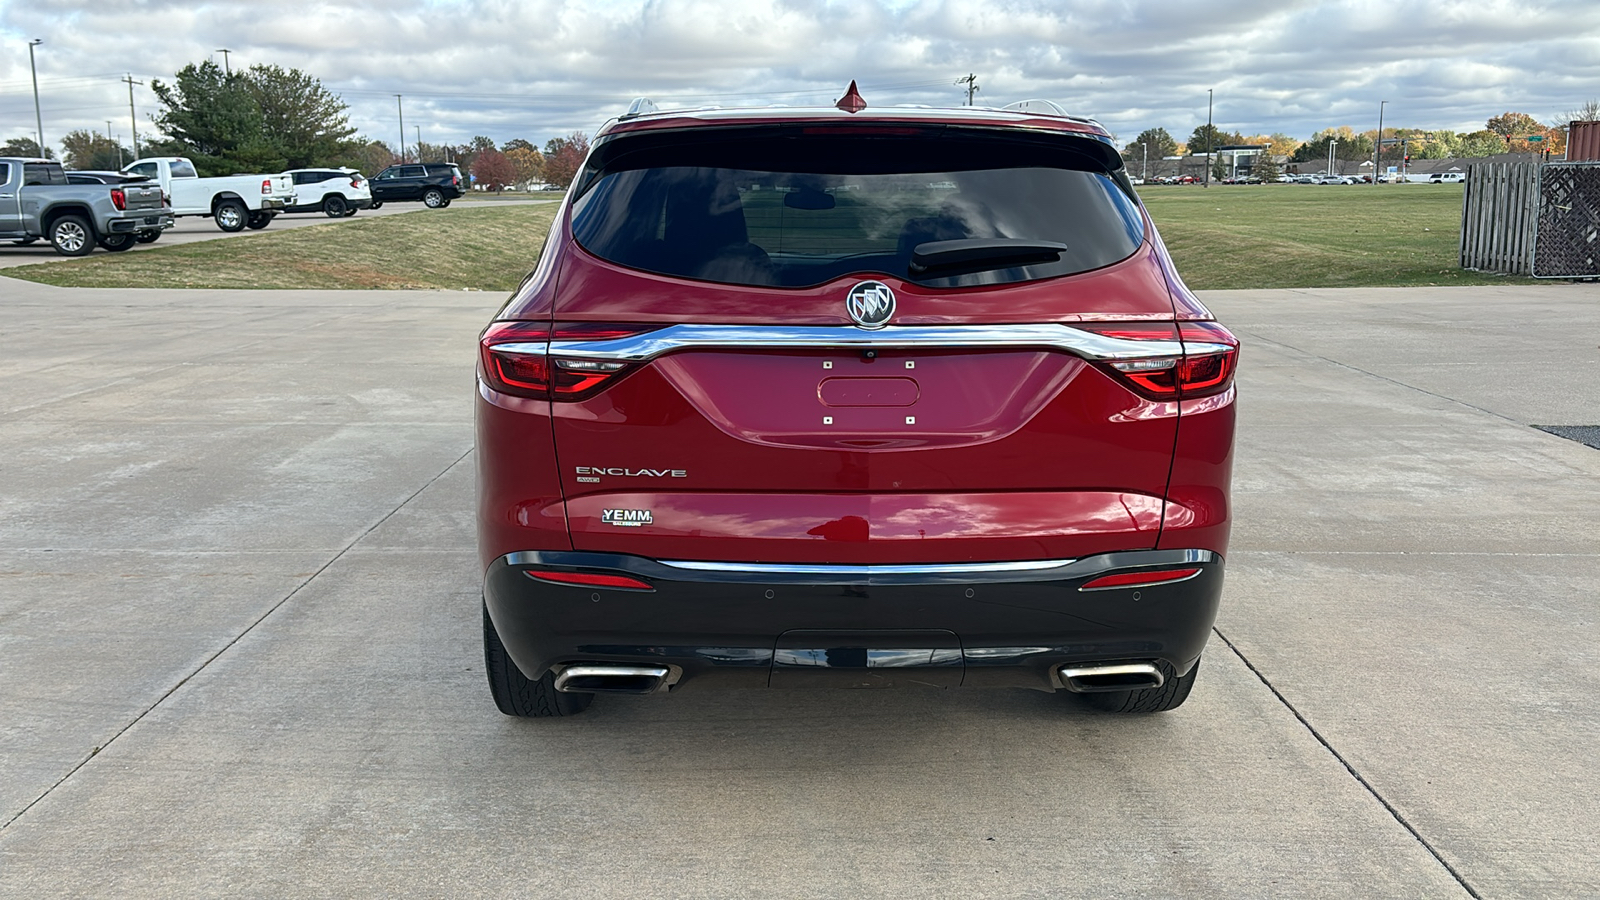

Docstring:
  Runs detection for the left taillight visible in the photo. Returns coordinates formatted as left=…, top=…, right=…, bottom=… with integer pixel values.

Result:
left=109, top=188, right=126, bottom=211
left=479, top=321, right=658, bottom=401
left=1075, top=321, right=1239, bottom=400
left=261, top=178, right=272, bottom=194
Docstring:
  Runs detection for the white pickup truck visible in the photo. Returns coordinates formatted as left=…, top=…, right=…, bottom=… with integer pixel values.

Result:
left=121, top=157, right=296, bottom=232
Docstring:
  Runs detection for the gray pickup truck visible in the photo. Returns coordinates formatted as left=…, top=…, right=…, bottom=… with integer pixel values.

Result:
left=1, top=158, right=174, bottom=256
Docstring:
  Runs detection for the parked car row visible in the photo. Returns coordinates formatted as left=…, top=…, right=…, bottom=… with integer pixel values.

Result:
left=2, top=156, right=469, bottom=256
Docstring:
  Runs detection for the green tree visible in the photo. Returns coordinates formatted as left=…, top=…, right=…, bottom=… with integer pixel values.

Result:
left=1252, top=155, right=1280, bottom=182
left=61, top=130, right=131, bottom=170
left=1188, top=124, right=1243, bottom=157
left=1485, top=112, right=1542, bottom=140
left=1123, top=127, right=1177, bottom=173
left=239, top=64, right=356, bottom=169
left=150, top=61, right=278, bottom=174
left=1453, top=130, right=1506, bottom=157
left=1293, top=127, right=1373, bottom=168
left=1, top=136, right=53, bottom=159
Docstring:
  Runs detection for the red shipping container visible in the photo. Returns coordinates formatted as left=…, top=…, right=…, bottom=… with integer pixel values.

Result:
left=1570, top=121, right=1600, bottom=162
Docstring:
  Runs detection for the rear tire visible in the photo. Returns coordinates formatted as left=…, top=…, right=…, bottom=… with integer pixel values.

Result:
left=246, top=211, right=273, bottom=230
left=99, top=233, right=136, bottom=252
left=1081, top=659, right=1200, bottom=713
left=368, top=201, right=383, bottom=210
left=322, top=195, right=348, bottom=218
left=136, top=231, right=161, bottom=244
left=49, top=215, right=95, bottom=256
left=483, top=602, right=593, bottom=717
left=215, top=200, right=247, bottom=232
left=422, top=188, right=445, bottom=208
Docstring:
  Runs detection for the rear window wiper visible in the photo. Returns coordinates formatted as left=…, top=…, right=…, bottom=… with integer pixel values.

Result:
left=909, top=239, right=1068, bottom=274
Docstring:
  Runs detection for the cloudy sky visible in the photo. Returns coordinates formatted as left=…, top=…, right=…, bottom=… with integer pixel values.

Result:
left=2, top=0, right=1597, bottom=157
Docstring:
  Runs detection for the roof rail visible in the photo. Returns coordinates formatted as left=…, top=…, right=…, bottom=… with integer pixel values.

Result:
left=620, top=97, right=660, bottom=120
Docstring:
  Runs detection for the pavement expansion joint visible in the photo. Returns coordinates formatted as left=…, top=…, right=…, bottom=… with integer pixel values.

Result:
left=1212, top=626, right=1483, bottom=900
left=0, top=444, right=476, bottom=834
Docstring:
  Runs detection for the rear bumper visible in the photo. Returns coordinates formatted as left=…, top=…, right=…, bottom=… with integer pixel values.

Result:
left=108, top=213, right=173, bottom=233
left=483, top=549, right=1223, bottom=692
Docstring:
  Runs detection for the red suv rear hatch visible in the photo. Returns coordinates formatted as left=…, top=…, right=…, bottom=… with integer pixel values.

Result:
left=507, top=124, right=1194, bottom=564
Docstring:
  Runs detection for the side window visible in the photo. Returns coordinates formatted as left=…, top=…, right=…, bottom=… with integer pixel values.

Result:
left=293, top=172, right=314, bottom=185
left=168, top=160, right=198, bottom=178
left=0, top=163, right=12, bottom=186
left=374, top=168, right=394, bottom=180
left=23, top=163, right=67, bottom=186
left=127, top=162, right=159, bottom=178
left=401, top=166, right=427, bottom=178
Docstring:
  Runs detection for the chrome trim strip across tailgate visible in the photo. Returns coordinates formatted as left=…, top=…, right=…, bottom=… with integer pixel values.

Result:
left=506, top=324, right=1228, bottom=362
left=659, top=558, right=1078, bottom=576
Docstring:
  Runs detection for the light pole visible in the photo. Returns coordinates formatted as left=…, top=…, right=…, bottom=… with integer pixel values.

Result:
left=106, top=120, right=122, bottom=167
left=1373, top=100, right=1387, bottom=184
left=1204, top=88, right=1213, bottom=188
left=1141, top=142, right=1148, bottom=181
left=395, top=94, right=406, bottom=163
left=1327, top=137, right=1338, bottom=176
left=28, top=39, right=44, bottom=159
left=216, top=48, right=231, bottom=76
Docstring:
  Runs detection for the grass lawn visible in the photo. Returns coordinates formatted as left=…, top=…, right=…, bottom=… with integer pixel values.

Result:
left=1138, top=183, right=1526, bottom=290
left=5, top=204, right=559, bottom=292
left=4, top=182, right=1541, bottom=292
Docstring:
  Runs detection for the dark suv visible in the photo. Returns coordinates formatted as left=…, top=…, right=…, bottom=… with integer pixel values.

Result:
left=369, top=162, right=463, bottom=208
left=477, top=89, right=1238, bottom=718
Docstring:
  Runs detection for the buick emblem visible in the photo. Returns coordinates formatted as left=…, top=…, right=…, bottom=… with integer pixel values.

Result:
left=846, top=281, right=896, bottom=329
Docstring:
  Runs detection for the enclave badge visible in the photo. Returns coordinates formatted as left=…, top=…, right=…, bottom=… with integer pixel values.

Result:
left=846, top=281, right=896, bottom=329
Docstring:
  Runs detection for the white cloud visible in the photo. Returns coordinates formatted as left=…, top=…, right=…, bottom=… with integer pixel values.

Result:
left=1, top=0, right=1596, bottom=158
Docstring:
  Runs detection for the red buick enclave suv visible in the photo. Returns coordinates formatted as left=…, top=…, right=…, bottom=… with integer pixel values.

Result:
left=477, top=89, right=1238, bottom=717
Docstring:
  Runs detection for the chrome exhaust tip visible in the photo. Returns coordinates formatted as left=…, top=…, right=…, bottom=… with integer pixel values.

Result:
left=553, top=665, right=671, bottom=695
left=1056, top=662, right=1165, bottom=693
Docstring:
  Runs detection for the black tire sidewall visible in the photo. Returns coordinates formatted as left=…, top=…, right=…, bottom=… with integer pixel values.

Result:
left=323, top=195, right=347, bottom=217
left=423, top=189, right=444, bottom=208
left=99, top=233, right=136, bottom=251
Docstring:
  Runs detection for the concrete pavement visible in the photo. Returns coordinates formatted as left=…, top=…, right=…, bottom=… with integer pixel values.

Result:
left=0, top=280, right=1596, bottom=897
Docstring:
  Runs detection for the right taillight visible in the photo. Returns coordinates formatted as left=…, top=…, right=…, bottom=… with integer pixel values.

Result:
left=1076, top=321, right=1239, bottom=400
left=109, top=188, right=126, bottom=211
left=479, top=321, right=659, bottom=401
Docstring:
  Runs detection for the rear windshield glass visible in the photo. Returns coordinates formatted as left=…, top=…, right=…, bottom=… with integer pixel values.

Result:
left=570, top=132, right=1143, bottom=289
left=169, top=160, right=198, bottom=178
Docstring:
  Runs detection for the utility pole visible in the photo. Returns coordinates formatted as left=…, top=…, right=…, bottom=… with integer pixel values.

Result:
left=123, top=74, right=143, bottom=158
left=106, top=120, right=123, bottom=167
left=415, top=125, right=422, bottom=161
left=1373, top=100, right=1386, bottom=184
left=216, top=48, right=231, bottom=76
left=1203, top=88, right=1213, bottom=188
left=396, top=94, right=406, bottom=163
left=957, top=73, right=979, bottom=106
left=28, top=39, right=44, bottom=158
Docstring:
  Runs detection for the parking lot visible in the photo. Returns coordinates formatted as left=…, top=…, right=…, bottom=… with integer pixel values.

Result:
left=0, top=198, right=556, bottom=269
left=1, top=279, right=1597, bottom=897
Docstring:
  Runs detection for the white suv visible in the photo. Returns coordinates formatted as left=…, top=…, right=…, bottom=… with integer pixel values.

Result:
left=282, top=168, right=373, bottom=217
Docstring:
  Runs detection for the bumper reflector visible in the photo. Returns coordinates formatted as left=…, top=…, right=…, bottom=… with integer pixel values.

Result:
left=1079, top=568, right=1201, bottom=591
left=526, top=570, right=655, bottom=591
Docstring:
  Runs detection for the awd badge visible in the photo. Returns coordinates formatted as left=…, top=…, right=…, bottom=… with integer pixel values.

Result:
left=601, top=509, right=653, bottom=527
